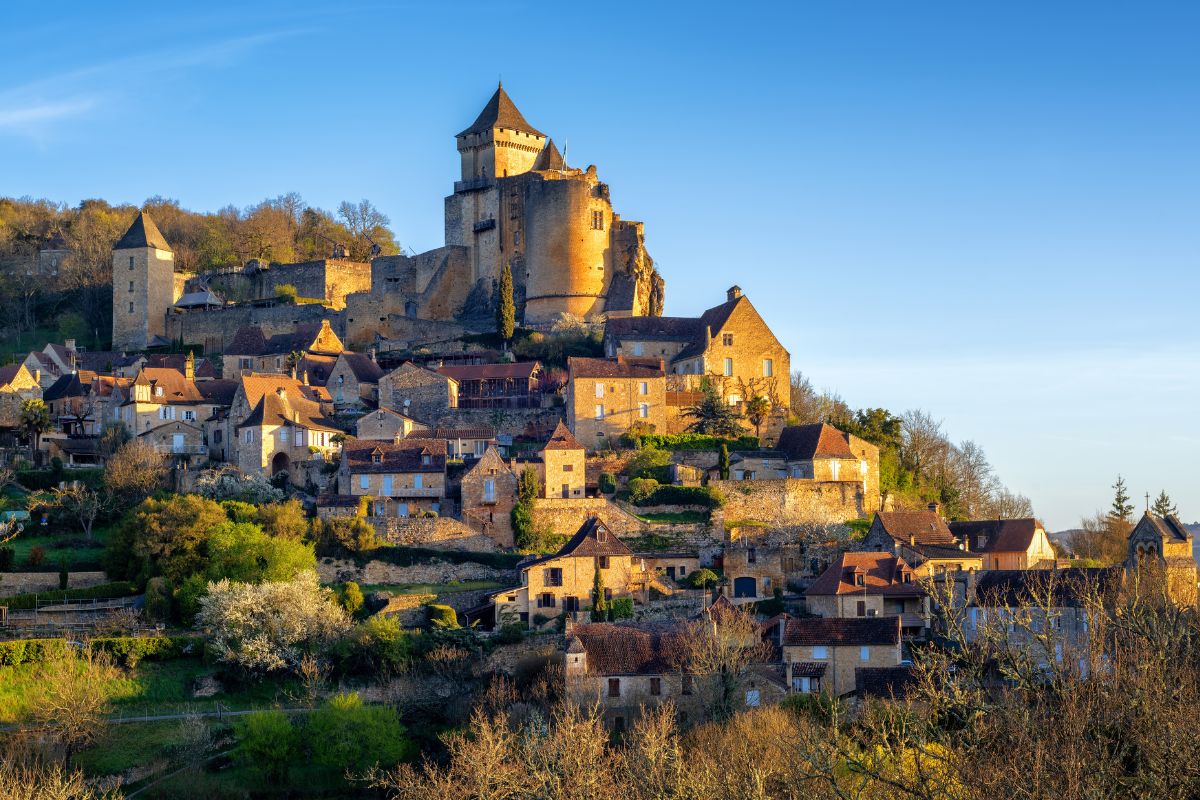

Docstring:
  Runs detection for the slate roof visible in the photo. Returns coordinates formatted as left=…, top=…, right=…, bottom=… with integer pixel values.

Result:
left=1139, top=512, right=1193, bottom=543
left=605, top=316, right=705, bottom=343
left=457, top=84, right=545, bottom=138
left=335, top=352, right=384, bottom=384
left=522, top=517, right=631, bottom=569
left=948, top=519, right=1043, bottom=554
left=570, top=621, right=684, bottom=675
left=342, top=438, right=447, bottom=474
left=42, top=371, right=98, bottom=401
left=672, top=297, right=744, bottom=361
left=227, top=323, right=343, bottom=357
left=196, top=379, right=238, bottom=407
left=532, top=138, right=565, bottom=170
left=141, top=354, right=218, bottom=379
left=175, top=289, right=224, bottom=308
left=298, top=353, right=338, bottom=385
left=781, top=616, right=901, bottom=647
left=855, top=666, right=917, bottom=698
left=777, top=423, right=856, bottom=461
left=0, top=365, right=27, bottom=386
left=805, top=552, right=925, bottom=598
left=567, top=356, right=664, bottom=379
left=874, top=511, right=958, bottom=547
left=114, top=211, right=172, bottom=252
left=542, top=420, right=584, bottom=451
left=972, top=567, right=1122, bottom=608
left=437, top=362, right=540, bottom=382
left=420, top=426, right=496, bottom=441
left=792, top=662, right=829, bottom=678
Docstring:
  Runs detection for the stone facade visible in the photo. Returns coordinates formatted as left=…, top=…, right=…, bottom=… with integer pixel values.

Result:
left=199, top=257, right=371, bottom=308
left=355, top=408, right=426, bottom=441
left=774, top=616, right=904, bottom=697
left=713, top=479, right=869, bottom=530
left=539, top=420, right=586, bottom=498
left=459, top=447, right=518, bottom=547
left=338, top=438, right=448, bottom=517
left=378, top=364, right=458, bottom=424
left=565, top=357, right=666, bottom=449
left=112, top=212, right=181, bottom=351
left=530, top=497, right=650, bottom=538
left=0, top=364, right=41, bottom=428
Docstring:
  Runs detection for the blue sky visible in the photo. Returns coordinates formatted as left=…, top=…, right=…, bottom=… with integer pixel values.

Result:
left=2, top=1, right=1197, bottom=529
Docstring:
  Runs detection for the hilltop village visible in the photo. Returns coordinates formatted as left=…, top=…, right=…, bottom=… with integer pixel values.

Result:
left=0, top=86, right=1195, bottom=797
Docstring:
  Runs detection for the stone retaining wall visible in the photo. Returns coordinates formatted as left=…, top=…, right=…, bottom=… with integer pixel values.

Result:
left=375, top=516, right=500, bottom=552
left=532, top=497, right=648, bottom=536
left=711, top=478, right=867, bottom=529
left=317, top=557, right=515, bottom=586
left=0, top=571, right=109, bottom=596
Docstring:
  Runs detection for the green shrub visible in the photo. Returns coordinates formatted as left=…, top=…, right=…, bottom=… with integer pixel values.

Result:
left=426, top=604, right=459, bottom=629
left=144, top=576, right=173, bottom=622
left=609, top=597, right=634, bottom=620
left=496, top=623, right=525, bottom=644
left=236, top=709, right=297, bottom=782
left=630, top=485, right=724, bottom=509
left=90, top=635, right=203, bottom=667
left=598, top=472, right=617, bottom=494
left=339, top=615, right=415, bottom=676
left=339, top=581, right=365, bottom=617
left=0, top=547, right=13, bottom=571
left=632, top=434, right=759, bottom=452
left=0, top=581, right=138, bottom=611
left=628, top=478, right=660, bottom=503
left=305, top=692, right=414, bottom=772
left=625, top=446, right=671, bottom=479
left=0, top=638, right=70, bottom=666
left=686, top=568, right=720, bottom=589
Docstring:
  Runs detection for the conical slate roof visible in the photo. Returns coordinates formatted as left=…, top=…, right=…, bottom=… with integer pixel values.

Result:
left=532, top=138, right=566, bottom=171
left=114, top=211, right=172, bottom=252
left=457, top=84, right=544, bottom=138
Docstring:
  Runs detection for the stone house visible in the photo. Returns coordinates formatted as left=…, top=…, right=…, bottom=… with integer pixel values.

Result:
left=722, top=532, right=792, bottom=602
left=1126, top=511, right=1197, bottom=605
left=539, top=420, right=586, bottom=499
left=41, top=371, right=129, bottom=437
left=118, top=364, right=228, bottom=439
left=565, top=356, right=666, bottom=450
left=111, top=211, right=184, bottom=351
left=0, top=364, right=42, bottom=429
left=948, top=518, right=1057, bottom=571
left=494, top=517, right=639, bottom=628
left=222, top=320, right=345, bottom=377
left=769, top=615, right=903, bottom=697
left=436, top=361, right=543, bottom=408
left=326, top=351, right=384, bottom=409
left=138, top=420, right=206, bottom=459
left=604, top=286, right=791, bottom=410
left=337, top=438, right=448, bottom=518
left=459, top=446, right=518, bottom=547
left=862, top=508, right=984, bottom=577
left=377, top=363, right=459, bottom=423
left=355, top=407, right=427, bottom=441
left=804, top=552, right=929, bottom=640
left=226, top=374, right=341, bottom=483
left=415, top=425, right=497, bottom=461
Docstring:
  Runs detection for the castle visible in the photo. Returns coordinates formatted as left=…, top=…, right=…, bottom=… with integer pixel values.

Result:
left=113, top=85, right=664, bottom=353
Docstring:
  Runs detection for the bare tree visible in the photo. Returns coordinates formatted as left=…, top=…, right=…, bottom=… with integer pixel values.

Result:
left=103, top=440, right=169, bottom=506
left=33, top=649, right=119, bottom=767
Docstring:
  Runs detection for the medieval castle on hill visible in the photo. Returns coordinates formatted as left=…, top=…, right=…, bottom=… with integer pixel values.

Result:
left=112, top=85, right=665, bottom=353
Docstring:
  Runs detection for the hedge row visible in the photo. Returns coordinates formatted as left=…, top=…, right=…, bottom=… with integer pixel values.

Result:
left=0, top=635, right=202, bottom=668
left=360, top=545, right=524, bottom=571
left=630, top=485, right=725, bottom=509
left=634, top=434, right=759, bottom=452
left=0, top=581, right=138, bottom=610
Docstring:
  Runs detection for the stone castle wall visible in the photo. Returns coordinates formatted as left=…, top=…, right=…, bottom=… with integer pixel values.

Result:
left=712, top=479, right=869, bottom=529
left=167, top=302, right=342, bottom=355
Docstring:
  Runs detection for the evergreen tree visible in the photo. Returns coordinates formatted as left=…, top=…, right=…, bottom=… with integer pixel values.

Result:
left=682, top=379, right=743, bottom=437
left=591, top=562, right=608, bottom=621
left=718, top=443, right=730, bottom=480
left=496, top=261, right=515, bottom=344
left=1110, top=475, right=1134, bottom=523
left=1152, top=490, right=1177, bottom=518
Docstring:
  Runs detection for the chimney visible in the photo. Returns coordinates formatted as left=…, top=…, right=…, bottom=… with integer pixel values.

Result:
left=302, top=370, right=309, bottom=386
left=726, top=286, right=742, bottom=302
left=184, top=351, right=195, bottom=382
left=34, top=369, right=40, bottom=385
left=276, top=387, right=287, bottom=400
left=65, top=338, right=76, bottom=352
left=928, top=501, right=941, bottom=516
left=909, top=534, right=916, bottom=547
left=776, top=616, right=785, bottom=646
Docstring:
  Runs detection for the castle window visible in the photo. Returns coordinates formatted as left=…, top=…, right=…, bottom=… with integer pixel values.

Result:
left=129, top=256, right=134, bottom=270
left=763, top=358, right=774, bottom=377
left=592, top=210, right=604, bottom=231
left=722, top=334, right=734, bottom=346
left=129, top=281, right=134, bottom=293
left=128, top=302, right=134, bottom=314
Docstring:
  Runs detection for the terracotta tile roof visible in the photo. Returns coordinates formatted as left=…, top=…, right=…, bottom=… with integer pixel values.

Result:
left=457, top=84, right=545, bottom=138
left=228, top=323, right=343, bottom=357
left=437, top=361, right=541, bottom=382
left=141, top=354, right=218, bottom=379
left=776, top=423, right=856, bottom=461
left=133, top=368, right=205, bottom=404
left=196, top=379, right=238, bottom=407
left=805, top=552, right=926, bottom=598
left=567, top=356, right=664, bottom=379
left=421, top=426, right=496, bottom=441
left=226, top=326, right=268, bottom=356
left=855, top=666, right=916, bottom=698
left=343, top=438, right=447, bottom=474
left=541, top=420, right=583, bottom=451
left=782, top=616, right=901, bottom=647
left=913, top=543, right=979, bottom=561
left=874, top=511, right=957, bottom=547
left=236, top=374, right=339, bottom=433
left=570, top=621, right=684, bottom=675
left=522, top=517, right=632, bottom=568
left=316, top=494, right=360, bottom=508
left=972, top=567, right=1122, bottom=608
left=297, top=353, right=338, bottom=385
left=114, top=211, right=171, bottom=251
left=949, top=519, right=1042, bottom=554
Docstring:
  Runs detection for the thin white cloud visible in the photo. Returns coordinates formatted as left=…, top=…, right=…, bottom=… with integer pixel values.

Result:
left=0, top=97, right=98, bottom=130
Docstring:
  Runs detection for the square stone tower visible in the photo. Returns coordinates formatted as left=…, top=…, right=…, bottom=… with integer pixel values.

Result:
left=112, top=211, right=177, bottom=352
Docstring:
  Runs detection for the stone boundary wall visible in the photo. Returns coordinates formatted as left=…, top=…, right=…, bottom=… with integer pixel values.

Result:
left=167, top=303, right=342, bottom=355
left=0, top=571, right=109, bottom=596
left=317, top=557, right=515, bottom=586
left=532, top=497, right=649, bottom=537
left=711, top=478, right=867, bottom=529
left=374, top=516, right=501, bottom=552
left=429, top=408, right=564, bottom=440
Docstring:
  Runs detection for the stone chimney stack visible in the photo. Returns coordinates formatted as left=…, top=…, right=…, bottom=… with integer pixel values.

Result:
left=184, top=351, right=195, bottom=382
left=726, top=286, right=742, bottom=302
left=928, top=501, right=941, bottom=517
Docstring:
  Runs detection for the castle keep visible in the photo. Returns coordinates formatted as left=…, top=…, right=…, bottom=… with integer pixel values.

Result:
left=122, top=85, right=664, bottom=353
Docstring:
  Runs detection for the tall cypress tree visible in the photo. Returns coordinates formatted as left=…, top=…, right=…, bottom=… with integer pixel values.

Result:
left=718, top=443, right=730, bottom=480
left=496, top=261, right=515, bottom=344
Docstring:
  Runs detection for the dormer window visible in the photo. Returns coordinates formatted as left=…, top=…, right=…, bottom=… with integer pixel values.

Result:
left=855, top=573, right=865, bottom=586
left=371, top=449, right=384, bottom=464
left=154, top=386, right=163, bottom=397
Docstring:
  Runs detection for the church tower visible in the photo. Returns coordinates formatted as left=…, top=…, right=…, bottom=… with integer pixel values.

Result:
left=112, top=211, right=177, bottom=351
left=455, top=83, right=547, bottom=181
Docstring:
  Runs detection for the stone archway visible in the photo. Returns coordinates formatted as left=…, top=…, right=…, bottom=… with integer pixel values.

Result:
left=271, top=452, right=290, bottom=483
left=733, top=576, right=757, bottom=598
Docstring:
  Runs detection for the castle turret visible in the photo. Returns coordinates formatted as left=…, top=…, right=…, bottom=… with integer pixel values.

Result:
left=455, top=83, right=547, bottom=182
left=112, top=211, right=178, bottom=352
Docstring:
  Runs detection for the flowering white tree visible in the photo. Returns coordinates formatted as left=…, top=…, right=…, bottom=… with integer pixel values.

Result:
left=193, top=464, right=284, bottom=504
left=197, top=571, right=348, bottom=674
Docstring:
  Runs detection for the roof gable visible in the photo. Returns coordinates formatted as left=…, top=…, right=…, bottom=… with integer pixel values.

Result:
left=542, top=419, right=584, bottom=452
left=873, top=511, right=957, bottom=547
left=114, top=211, right=172, bottom=252
left=457, top=84, right=545, bottom=138
left=777, top=423, right=856, bottom=461
left=805, top=552, right=924, bottom=597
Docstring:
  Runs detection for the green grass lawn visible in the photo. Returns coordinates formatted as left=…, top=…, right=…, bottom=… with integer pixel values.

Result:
left=359, top=580, right=505, bottom=596
left=3, top=524, right=113, bottom=571
left=635, top=510, right=709, bottom=524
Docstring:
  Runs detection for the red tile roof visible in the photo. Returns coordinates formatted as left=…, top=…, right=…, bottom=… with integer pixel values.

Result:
left=343, top=438, right=447, bottom=474
left=776, top=423, right=855, bottom=461
left=541, top=420, right=583, bottom=451
left=948, top=519, right=1043, bottom=554
left=570, top=622, right=684, bottom=675
left=874, top=511, right=957, bottom=547
left=804, top=552, right=925, bottom=598
left=782, top=616, right=900, bottom=647
left=568, top=356, right=664, bottom=379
